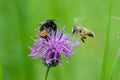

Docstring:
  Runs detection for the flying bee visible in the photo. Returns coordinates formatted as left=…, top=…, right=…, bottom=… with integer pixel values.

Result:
left=72, top=26, right=95, bottom=43
left=38, top=20, right=57, bottom=37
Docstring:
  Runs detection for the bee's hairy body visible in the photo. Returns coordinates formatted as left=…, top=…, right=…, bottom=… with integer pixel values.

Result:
left=72, top=26, right=94, bottom=43
left=39, top=20, right=57, bottom=37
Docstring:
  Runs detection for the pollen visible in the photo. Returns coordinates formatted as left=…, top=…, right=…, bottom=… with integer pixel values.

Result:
left=40, top=30, right=48, bottom=37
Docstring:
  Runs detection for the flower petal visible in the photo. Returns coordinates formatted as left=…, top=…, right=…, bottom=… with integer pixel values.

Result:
left=58, top=27, right=65, bottom=40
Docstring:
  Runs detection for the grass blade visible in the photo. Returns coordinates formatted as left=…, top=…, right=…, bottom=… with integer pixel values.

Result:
left=100, top=0, right=113, bottom=80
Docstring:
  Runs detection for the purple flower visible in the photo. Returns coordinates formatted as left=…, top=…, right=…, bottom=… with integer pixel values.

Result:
left=29, top=27, right=80, bottom=67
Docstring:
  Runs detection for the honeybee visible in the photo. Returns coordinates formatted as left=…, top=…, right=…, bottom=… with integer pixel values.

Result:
left=72, top=26, right=95, bottom=43
left=39, top=20, right=57, bottom=37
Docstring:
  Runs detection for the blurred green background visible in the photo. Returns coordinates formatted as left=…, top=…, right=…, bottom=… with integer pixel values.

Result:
left=0, top=0, right=120, bottom=80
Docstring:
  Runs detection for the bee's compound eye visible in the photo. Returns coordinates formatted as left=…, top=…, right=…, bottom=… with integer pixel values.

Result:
left=72, top=26, right=76, bottom=32
left=72, top=28, right=76, bottom=34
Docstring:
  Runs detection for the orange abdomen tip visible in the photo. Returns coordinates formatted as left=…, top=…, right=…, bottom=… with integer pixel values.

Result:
left=39, top=30, right=48, bottom=37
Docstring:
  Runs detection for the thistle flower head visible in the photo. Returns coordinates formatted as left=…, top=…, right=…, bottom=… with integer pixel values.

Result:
left=29, top=27, right=80, bottom=67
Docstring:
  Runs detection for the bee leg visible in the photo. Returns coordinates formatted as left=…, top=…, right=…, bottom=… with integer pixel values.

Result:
left=81, top=37, right=85, bottom=43
left=83, top=37, right=86, bottom=39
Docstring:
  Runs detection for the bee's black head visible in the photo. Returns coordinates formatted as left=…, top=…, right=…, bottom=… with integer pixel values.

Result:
left=72, top=26, right=77, bottom=34
left=45, top=20, right=57, bottom=31
left=40, top=19, right=57, bottom=32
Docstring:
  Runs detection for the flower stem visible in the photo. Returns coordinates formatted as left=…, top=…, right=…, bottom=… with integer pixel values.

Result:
left=45, top=66, right=51, bottom=80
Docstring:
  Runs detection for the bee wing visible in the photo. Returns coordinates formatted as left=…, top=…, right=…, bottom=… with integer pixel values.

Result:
left=79, top=32, right=85, bottom=35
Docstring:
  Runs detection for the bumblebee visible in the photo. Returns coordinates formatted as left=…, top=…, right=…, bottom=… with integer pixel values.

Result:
left=72, top=26, right=95, bottom=43
left=39, top=20, right=57, bottom=37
